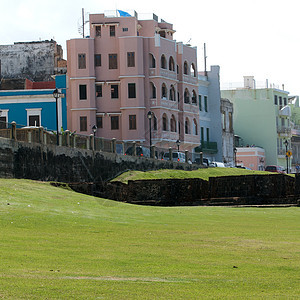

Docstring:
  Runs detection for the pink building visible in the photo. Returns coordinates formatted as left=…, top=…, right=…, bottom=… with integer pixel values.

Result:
left=236, top=147, right=265, bottom=170
left=66, top=11, right=200, bottom=151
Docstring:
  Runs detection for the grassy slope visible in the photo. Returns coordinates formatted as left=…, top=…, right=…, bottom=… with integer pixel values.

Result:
left=0, top=179, right=299, bottom=299
left=112, top=167, right=270, bottom=183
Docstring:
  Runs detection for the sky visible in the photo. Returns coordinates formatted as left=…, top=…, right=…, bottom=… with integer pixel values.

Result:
left=1, top=0, right=299, bottom=95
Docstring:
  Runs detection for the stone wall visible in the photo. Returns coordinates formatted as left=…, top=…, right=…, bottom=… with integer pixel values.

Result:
left=0, top=137, right=195, bottom=183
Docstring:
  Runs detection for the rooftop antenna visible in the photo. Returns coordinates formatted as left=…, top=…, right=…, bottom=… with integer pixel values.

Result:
left=204, top=43, right=208, bottom=76
left=78, top=8, right=90, bottom=38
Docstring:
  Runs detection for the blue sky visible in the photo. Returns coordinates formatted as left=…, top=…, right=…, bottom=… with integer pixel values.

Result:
left=1, top=0, right=299, bottom=95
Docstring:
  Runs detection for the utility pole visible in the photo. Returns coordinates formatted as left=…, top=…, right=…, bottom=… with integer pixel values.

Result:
left=204, top=43, right=207, bottom=77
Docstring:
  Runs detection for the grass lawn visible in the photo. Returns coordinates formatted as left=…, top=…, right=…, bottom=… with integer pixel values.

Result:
left=112, top=167, right=271, bottom=183
left=0, top=178, right=299, bottom=299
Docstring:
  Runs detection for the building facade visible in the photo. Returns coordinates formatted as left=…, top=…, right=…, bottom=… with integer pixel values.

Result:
left=235, top=147, right=265, bottom=170
left=0, top=40, right=66, bottom=82
left=67, top=11, right=200, bottom=151
left=221, top=76, right=292, bottom=169
left=196, top=66, right=223, bottom=162
left=221, top=97, right=234, bottom=165
left=0, top=75, right=67, bottom=132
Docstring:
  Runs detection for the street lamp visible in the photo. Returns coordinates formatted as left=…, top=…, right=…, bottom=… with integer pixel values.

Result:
left=176, top=139, right=180, bottom=152
left=53, top=88, right=61, bottom=145
left=284, top=139, right=289, bottom=174
left=234, top=147, right=237, bottom=167
left=147, top=111, right=153, bottom=147
left=92, top=125, right=97, bottom=150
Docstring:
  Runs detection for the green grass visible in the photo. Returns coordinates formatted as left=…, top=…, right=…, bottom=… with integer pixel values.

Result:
left=112, top=167, right=270, bottom=183
left=0, top=179, right=300, bottom=299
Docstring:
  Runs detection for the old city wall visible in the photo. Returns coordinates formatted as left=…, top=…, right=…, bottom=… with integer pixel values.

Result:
left=0, top=137, right=194, bottom=183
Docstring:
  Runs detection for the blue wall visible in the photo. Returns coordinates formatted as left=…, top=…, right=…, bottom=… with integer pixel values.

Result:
left=0, top=75, right=67, bottom=131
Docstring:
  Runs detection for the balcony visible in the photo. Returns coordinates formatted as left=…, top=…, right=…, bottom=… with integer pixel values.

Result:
left=198, top=141, right=218, bottom=154
left=277, top=127, right=291, bottom=136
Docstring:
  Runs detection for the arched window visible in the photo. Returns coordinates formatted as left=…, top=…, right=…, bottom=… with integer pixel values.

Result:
left=185, top=118, right=190, bottom=134
left=169, top=56, right=175, bottom=71
left=191, top=63, right=196, bottom=77
left=153, top=114, right=157, bottom=131
left=149, top=53, right=156, bottom=68
left=161, top=55, right=167, bottom=69
left=150, top=82, right=156, bottom=99
left=162, top=113, right=168, bottom=131
left=192, top=90, right=197, bottom=104
left=193, top=119, right=198, bottom=135
left=184, top=88, right=190, bottom=103
left=162, top=83, right=167, bottom=99
left=184, top=61, right=188, bottom=75
left=170, top=115, right=177, bottom=132
left=169, top=85, right=176, bottom=101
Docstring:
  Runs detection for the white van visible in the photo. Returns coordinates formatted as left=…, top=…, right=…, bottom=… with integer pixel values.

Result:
left=209, top=161, right=225, bottom=168
left=163, top=152, right=186, bottom=163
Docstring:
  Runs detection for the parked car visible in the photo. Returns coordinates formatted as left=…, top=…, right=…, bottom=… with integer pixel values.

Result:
left=265, top=165, right=285, bottom=173
left=209, top=161, right=226, bottom=168
left=125, top=146, right=150, bottom=157
left=163, top=151, right=186, bottom=162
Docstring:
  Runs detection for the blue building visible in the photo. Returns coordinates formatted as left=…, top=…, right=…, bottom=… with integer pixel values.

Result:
left=0, top=75, right=67, bottom=132
left=197, top=66, right=223, bottom=162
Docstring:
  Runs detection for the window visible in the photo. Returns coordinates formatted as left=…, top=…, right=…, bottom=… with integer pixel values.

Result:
left=159, top=30, right=166, bottom=38
left=110, top=25, right=115, bottom=37
left=96, top=116, right=103, bottom=128
left=153, top=115, right=157, bottom=130
left=185, top=118, right=190, bottom=134
left=0, top=116, right=6, bottom=129
left=78, top=53, right=86, bottom=69
left=150, top=82, right=156, bottom=99
left=127, top=52, right=135, bottom=67
left=279, top=96, right=282, bottom=108
left=204, top=96, right=208, bottom=112
left=184, top=61, right=188, bottom=75
left=95, top=26, right=101, bottom=36
left=193, top=119, right=198, bottom=135
left=109, top=54, right=118, bottom=69
left=191, top=63, right=196, bottom=77
left=149, top=53, right=156, bottom=68
left=169, top=85, right=176, bottom=101
left=80, top=116, right=87, bottom=131
left=274, top=95, right=278, bottom=105
left=222, top=112, right=226, bottom=130
left=111, top=85, right=119, bottom=98
left=162, top=114, right=168, bottom=131
left=199, top=95, right=202, bottom=111
left=184, top=89, right=190, bottom=103
left=96, top=85, right=102, bottom=97
left=206, top=128, right=210, bottom=142
left=170, top=115, right=176, bottom=132
left=169, top=56, right=175, bottom=71
left=111, top=116, right=119, bottom=130
left=229, top=112, right=233, bottom=132
left=95, top=54, right=101, bottom=67
left=129, top=115, right=136, bottom=130
left=128, top=83, right=136, bottom=98
left=161, top=55, right=166, bottom=69
left=79, top=85, right=87, bottom=100
left=201, top=127, right=204, bottom=141
left=29, top=115, right=40, bottom=127
left=122, top=27, right=128, bottom=32
left=192, top=90, right=197, bottom=104
left=162, top=83, right=167, bottom=99
left=284, top=97, right=287, bottom=106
